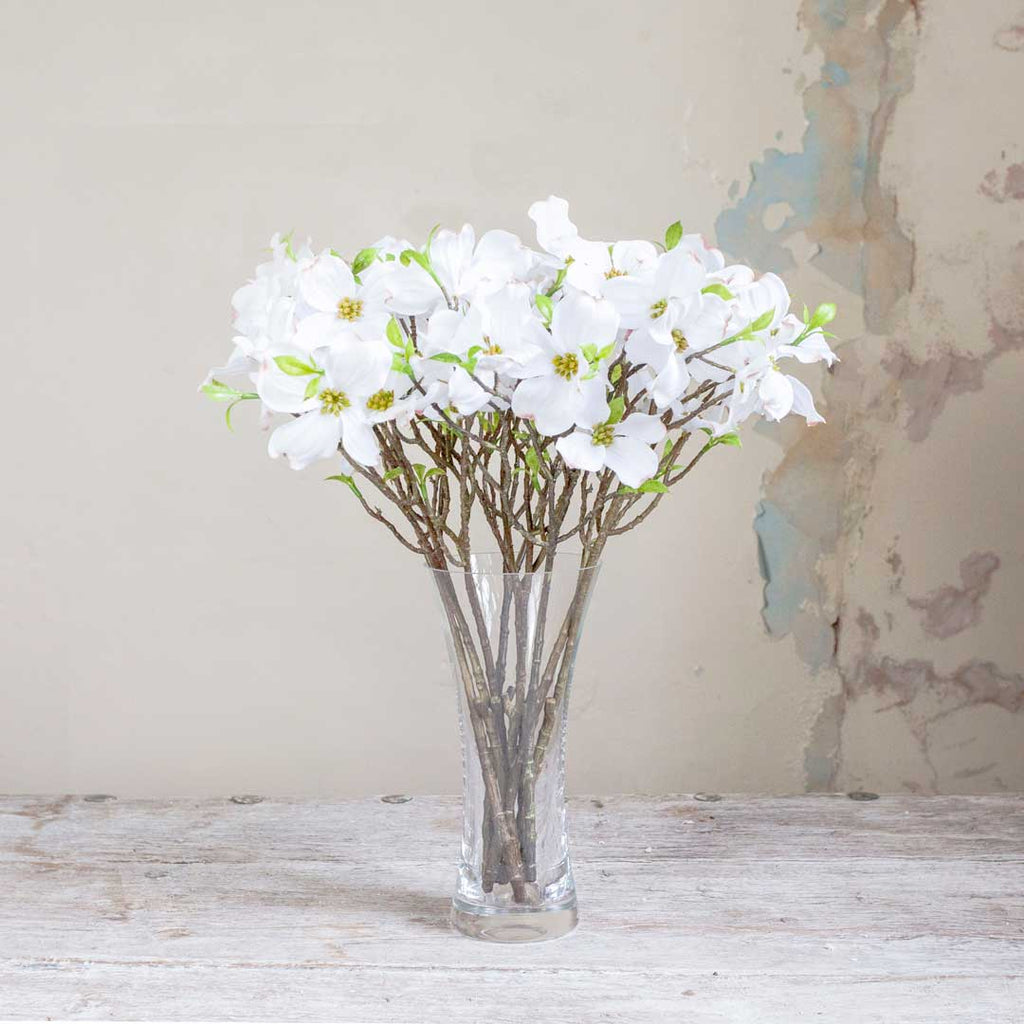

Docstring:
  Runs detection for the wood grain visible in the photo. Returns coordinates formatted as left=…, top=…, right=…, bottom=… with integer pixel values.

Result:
left=1, top=794, right=1021, bottom=1021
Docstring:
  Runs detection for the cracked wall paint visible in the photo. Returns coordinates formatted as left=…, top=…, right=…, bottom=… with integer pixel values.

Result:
left=980, top=161, right=1024, bottom=203
left=726, top=0, right=1024, bottom=792
left=907, top=552, right=1000, bottom=639
left=716, top=0, right=916, bottom=332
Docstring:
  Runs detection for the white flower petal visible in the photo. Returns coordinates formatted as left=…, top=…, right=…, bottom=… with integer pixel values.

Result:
left=293, top=312, right=351, bottom=352
left=267, top=411, right=341, bottom=470
left=511, top=375, right=575, bottom=435
left=528, top=196, right=578, bottom=258
left=758, top=368, right=795, bottom=420
left=612, top=240, right=659, bottom=275
left=550, top=289, right=619, bottom=353
left=322, top=340, right=391, bottom=397
left=578, top=375, right=610, bottom=427
left=448, top=366, right=491, bottom=415
left=301, top=254, right=355, bottom=312
left=602, top=274, right=653, bottom=327
left=604, top=435, right=659, bottom=488
left=788, top=375, right=825, bottom=424
left=255, top=357, right=318, bottom=414
left=615, top=413, right=666, bottom=444
left=651, top=353, right=691, bottom=409
left=419, top=308, right=466, bottom=357
left=384, top=264, right=445, bottom=315
left=556, top=430, right=607, bottom=473
left=338, top=410, right=381, bottom=466
left=655, top=247, right=705, bottom=300
left=777, top=331, right=838, bottom=366
left=625, top=327, right=671, bottom=369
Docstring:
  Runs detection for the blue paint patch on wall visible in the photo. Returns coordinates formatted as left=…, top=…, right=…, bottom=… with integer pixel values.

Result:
left=754, top=500, right=816, bottom=637
left=817, top=0, right=848, bottom=31
left=715, top=141, right=822, bottom=275
left=714, top=89, right=868, bottom=293
left=821, top=61, right=850, bottom=87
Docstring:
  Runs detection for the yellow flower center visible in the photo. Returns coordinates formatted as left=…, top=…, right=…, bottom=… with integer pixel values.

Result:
left=591, top=423, right=615, bottom=447
left=365, top=389, right=394, bottom=412
left=336, top=296, right=364, bottom=321
left=319, top=389, right=350, bottom=415
left=481, top=335, right=502, bottom=355
left=672, top=329, right=689, bottom=353
left=551, top=353, right=579, bottom=380
left=604, top=268, right=627, bottom=279
left=649, top=299, right=668, bottom=320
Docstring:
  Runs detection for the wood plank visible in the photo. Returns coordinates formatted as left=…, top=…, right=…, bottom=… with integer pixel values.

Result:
left=0, top=795, right=1021, bottom=1021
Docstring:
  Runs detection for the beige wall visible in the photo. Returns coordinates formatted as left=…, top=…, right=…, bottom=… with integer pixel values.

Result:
left=1, top=0, right=1021, bottom=797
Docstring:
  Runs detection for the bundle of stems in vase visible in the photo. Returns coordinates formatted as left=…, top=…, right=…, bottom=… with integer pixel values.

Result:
left=201, top=196, right=838, bottom=901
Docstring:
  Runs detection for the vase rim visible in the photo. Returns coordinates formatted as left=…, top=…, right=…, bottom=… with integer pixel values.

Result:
left=424, top=550, right=601, bottom=577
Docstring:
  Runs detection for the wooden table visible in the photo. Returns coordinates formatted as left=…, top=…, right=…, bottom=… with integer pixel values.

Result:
left=1, top=794, right=1021, bottom=1021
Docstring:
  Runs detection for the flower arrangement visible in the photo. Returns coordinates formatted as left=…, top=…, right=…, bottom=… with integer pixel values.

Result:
left=201, top=197, right=838, bottom=939
left=202, top=196, right=836, bottom=569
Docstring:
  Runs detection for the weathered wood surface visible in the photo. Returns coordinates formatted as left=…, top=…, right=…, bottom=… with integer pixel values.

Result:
left=0, top=794, right=1021, bottom=1022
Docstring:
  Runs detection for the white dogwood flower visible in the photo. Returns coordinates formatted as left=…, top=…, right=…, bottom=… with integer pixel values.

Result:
left=294, top=252, right=392, bottom=350
left=605, top=244, right=706, bottom=345
left=528, top=196, right=659, bottom=299
left=511, top=289, right=618, bottom=435
left=556, top=412, right=666, bottom=487
left=264, top=340, right=391, bottom=469
left=626, top=293, right=731, bottom=408
left=430, top=225, right=536, bottom=302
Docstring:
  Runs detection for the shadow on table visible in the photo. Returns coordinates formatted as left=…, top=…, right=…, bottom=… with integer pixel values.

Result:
left=236, top=875, right=453, bottom=934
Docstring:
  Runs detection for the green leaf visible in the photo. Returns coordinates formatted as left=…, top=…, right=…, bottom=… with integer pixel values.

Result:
left=412, top=463, right=429, bottom=501
left=424, top=223, right=441, bottom=259
left=802, top=303, right=810, bottom=324
left=401, top=248, right=431, bottom=273
left=664, top=221, right=683, bottom=251
left=224, top=398, right=250, bottom=431
left=386, top=317, right=404, bottom=349
left=425, top=467, right=446, bottom=480
left=391, top=353, right=415, bottom=379
left=351, top=247, right=378, bottom=277
left=701, top=283, right=734, bottom=301
left=607, top=396, right=625, bottom=425
left=609, top=363, right=622, bottom=384
left=545, top=264, right=568, bottom=296
left=597, top=342, right=616, bottom=361
left=303, top=376, right=321, bottom=400
left=809, top=302, right=837, bottom=328
left=326, top=473, right=363, bottom=500
left=749, top=310, right=775, bottom=332
left=524, top=447, right=542, bottom=491
left=429, top=352, right=463, bottom=365
left=581, top=343, right=598, bottom=364
left=201, top=379, right=258, bottom=402
left=617, top=484, right=638, bottom=495
left=274, top=355, right=319, bottom=376
left=535, top=293, right=553, bottom=324
left=382, top=468, right=404, bottom=483
left=638, top=479, right=669, bottom=494
left=700, top=430, right=742, bottom=454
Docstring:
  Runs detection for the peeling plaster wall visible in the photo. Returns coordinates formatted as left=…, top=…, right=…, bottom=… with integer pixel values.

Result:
left=733, top=0, right=1024, bottom=793
left=0, top=0, right=1021, bottom=796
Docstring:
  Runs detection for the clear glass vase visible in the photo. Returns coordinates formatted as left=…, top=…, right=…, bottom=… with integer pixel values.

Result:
left=428, top=552, right=601, bottom=942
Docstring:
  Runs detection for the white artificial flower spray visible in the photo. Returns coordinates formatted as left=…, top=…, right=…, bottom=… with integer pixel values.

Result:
left=202, top=198, right=838, bottom=572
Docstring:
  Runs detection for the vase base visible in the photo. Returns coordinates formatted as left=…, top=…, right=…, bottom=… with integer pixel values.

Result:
left=450, top=900, right=577, bottom=943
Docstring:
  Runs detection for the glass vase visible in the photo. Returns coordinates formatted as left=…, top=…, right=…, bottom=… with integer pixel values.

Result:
left=428, top=552, right=600, bottom=942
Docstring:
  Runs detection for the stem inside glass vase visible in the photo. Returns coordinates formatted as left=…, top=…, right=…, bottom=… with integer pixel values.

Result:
left=429, top=551, right=600, bottom=942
